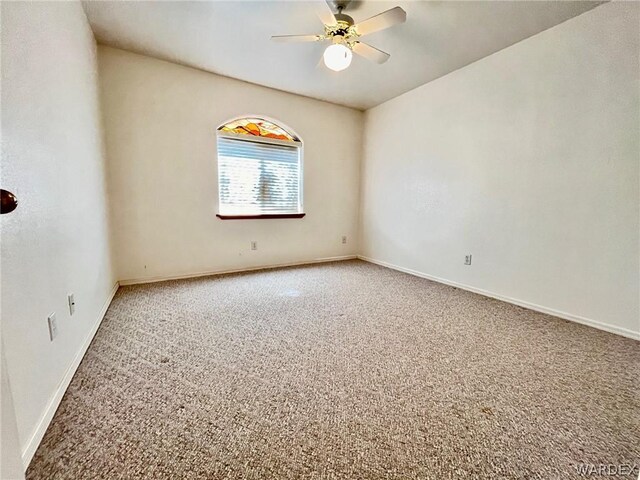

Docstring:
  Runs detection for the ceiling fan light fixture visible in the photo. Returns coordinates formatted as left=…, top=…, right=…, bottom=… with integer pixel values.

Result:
left=323, top=43, right=352, bottom=72
left=272, top=4, right=405, bottom=72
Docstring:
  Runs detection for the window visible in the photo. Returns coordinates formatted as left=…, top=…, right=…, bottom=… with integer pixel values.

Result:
left=216, top=117, right=304, bottom=219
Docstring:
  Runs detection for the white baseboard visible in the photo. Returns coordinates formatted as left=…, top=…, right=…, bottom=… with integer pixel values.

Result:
left=21, top=281, right=120, bottom=470
left=119, top=255, right=357, bottom=286
left=358, top=255, right=639, bottom=341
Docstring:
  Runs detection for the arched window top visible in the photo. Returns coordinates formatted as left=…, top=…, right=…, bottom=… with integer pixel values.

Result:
left=218, top=117, right=299, bottom=143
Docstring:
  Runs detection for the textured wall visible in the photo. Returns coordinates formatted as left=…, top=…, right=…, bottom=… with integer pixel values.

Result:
left=1, top=1, right=115, bottom=466
left=99, top=47, right=363, bottom=284
left=360, top=3, right=640, bottom=338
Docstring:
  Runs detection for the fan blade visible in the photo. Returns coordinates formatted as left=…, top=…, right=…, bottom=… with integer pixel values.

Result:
left=352, top=42, right=390, bottom=64
left=317, top=1, right=337, bottom=26
left=353, top=6, right=406, bottom=36
left=271, top=34, right=323, bottom=43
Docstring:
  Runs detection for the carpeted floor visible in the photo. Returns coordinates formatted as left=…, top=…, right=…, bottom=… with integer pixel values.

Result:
left=27, top=260, right=639, bottom=479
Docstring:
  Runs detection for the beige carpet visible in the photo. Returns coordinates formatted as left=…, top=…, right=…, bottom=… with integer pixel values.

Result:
left=27, top=260, right=639, bottom=479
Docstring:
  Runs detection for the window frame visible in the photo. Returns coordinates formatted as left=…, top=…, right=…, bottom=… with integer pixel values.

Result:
left=215, top=127, right=305, bottom=220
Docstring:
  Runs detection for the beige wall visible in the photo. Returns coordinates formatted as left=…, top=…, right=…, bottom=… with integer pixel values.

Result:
left=360, top=2, right=640, bottom=339
left=99, top=47, right=363, bottom=284
left=1, top=1, right=116, bottom=467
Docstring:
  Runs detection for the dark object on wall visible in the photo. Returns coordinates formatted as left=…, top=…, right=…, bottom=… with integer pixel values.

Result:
left=1, top=189, right=18, bottom=214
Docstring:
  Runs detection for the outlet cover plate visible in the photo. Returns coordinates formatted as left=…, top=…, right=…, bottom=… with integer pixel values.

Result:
left=47, top=313, right=58, bottom=341
left=68, top=293, right=75, bottom=316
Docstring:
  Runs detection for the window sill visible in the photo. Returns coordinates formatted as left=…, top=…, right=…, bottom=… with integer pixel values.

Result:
left=216, top=213, right=306, bottom=220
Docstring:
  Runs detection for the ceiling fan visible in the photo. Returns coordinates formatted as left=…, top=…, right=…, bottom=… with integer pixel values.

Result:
left=271, top=1, right=407, bottom=72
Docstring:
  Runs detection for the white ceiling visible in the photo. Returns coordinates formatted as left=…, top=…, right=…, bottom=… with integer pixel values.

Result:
left=83, top=0, right=604, bottom=110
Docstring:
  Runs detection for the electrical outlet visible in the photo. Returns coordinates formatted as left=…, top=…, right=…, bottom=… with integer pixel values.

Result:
left=341, top=235, right=347, bottom=244
left=47, top=313, right=58, bottom=341
left=465, top=254, right=472, bottom=265
left=68, top=293, right=75, bottom=316
left=251, top=241, right=258, bottom=251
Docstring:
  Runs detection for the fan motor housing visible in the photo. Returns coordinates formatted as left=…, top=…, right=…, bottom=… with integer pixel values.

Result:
left=334, top=12, right=354, bottom=26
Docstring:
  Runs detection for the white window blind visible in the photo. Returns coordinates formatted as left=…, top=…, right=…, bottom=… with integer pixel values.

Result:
left=217, top=135, right=302, bottom=215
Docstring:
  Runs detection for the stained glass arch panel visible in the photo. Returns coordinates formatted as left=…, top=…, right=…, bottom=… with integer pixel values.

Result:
left=218, top=117, right=300, bottom=142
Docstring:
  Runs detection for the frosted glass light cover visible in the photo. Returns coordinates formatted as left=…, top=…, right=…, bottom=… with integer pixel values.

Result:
left=323, top=44, right=352, bottom=72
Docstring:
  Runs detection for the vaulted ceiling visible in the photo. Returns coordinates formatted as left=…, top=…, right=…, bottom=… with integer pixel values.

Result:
left=83, top=1, right=604, bottom=110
